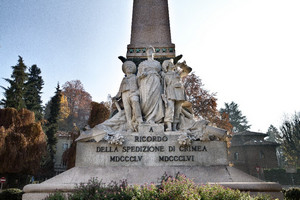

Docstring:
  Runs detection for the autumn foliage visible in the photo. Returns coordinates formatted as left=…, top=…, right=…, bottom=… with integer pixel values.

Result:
left=88, top=101, right=110, bottom=128
left=62, top=80, right=92, bottom=130
left=0, top=108, right=46, bottom=174
left=183, top=73, right=232, bottom=133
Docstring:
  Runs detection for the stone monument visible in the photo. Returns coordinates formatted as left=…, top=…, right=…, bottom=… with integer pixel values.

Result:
left=127, top=0, right=175, bottom=62
left=22, top=0, right=283, bottom=199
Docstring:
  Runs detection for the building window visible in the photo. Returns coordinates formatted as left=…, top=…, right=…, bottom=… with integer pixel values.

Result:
left=259, top=151, right=265, bottom=159
left=62, top=160, right=67, bottom=167
left=234, top=152, right=239, bottom=160
left=63, top=143, right=69, bottom=151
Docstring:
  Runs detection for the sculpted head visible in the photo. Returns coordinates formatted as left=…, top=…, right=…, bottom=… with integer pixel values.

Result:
left=122, top=61, right=137, bottom=75
left=146, top=46, right=155, bottom=60
left=162, top=59, right=174, bottom=72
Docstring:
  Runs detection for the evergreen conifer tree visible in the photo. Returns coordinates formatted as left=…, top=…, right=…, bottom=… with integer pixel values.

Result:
left=45, top=84, right=62, bottom=169
left=266, top=125, right=281, bottom=143
left=24, top=65, right=44, bottom=120
left=220, top=101, right=251, bottom=133
left=280, top=113, right=300, bottom=166
left=0, top=56, right=28, bottom=109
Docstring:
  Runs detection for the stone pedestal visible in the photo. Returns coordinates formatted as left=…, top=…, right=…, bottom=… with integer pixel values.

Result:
left=22, top=126, right=283, bottom=199
left=76, top=131, right=228, bottom=168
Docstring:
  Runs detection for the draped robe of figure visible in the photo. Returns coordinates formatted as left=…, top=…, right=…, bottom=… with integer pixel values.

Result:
left=137, top=59, right=164, bottom=123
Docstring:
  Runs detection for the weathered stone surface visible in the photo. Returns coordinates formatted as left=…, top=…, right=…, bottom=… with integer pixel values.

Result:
left=113, top=61, right=143, bottom=132
left=127, top=0, right=175, bottom=59
left=23, top=193, right=51, bottom=200
left=137, top=47, right=165, bottom=123
left=25, top=166, right=262, bottom=187
left=138, top=123, right=164, bottom=133
left=23, top=184, right=76, bottom=193
left=75, top=132, right=228, bottom=168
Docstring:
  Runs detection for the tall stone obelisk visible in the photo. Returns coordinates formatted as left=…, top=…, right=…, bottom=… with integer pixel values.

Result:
left=126, top=0, right=175, bottom=61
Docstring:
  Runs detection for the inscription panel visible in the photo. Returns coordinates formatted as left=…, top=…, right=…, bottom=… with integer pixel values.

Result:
left=76, top=132, right=228, bottom=167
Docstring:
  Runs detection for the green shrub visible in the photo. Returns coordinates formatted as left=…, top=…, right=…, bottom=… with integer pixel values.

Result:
left=198, top=184, right=248, bottom=200
left=44, top=175, right=273, bottom=200
left=0, top=188, right=23, bottom=200
left=264, top=168, right=300, bottom=185
left=69, top=177, right=132, bottom=200
left=159, top=174, right=200, bottom=199
left=127, top=184, right=159, bottom=200
left=283, top=187, right=300, bottom=200
left=44, top=192, right=67, bottom=200
left=253, top=193, right=272, bottom=200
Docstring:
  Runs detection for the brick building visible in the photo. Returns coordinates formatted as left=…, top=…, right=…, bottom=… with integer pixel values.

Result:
left=229, top=131, right=280, bottom=178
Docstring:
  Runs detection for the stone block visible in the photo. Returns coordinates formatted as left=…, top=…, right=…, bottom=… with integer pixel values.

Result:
left=138, top=123, right=164, bottom=133
left=75, top=132, right=228, bottom=167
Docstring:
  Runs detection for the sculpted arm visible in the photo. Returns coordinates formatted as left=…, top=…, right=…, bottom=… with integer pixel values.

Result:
left=113, top=78, right=124, bottom=100
left=161, top=72, right=168, bottom=108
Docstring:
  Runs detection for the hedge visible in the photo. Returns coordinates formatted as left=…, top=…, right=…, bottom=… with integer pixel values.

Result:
left=264, top=168, right=300, bottom=185
left=0, top=188, right=23, bottom=200
left=45, top=175, right=272, bottom=200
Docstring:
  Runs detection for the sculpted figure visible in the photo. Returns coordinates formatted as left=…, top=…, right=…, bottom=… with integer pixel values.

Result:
left=113, top=61, right=143, bottom=131
left=179, top=104, right=227, bottom=141
left=137, top=46, right=164, bottom=123
left=162, top=59, right=188, bottom=131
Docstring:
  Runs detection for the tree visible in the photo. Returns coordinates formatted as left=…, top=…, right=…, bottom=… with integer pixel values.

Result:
left=58, top=94, right=71, bottom=124
left=219, top=101, right=251, bottom=133
left=44, top=93, right=70, bottom=124
left=266, top=124, right=285, bottom=167
left=0, top=108, right=46, bottom=174
left=0, top=56, right=28, bottom=109
left=62, top=101, right=110, bottom=169
left=266, top=125, right=281, bottom=143
left=279, top=113, right=300, bottom=166
left=61, top=80, right=92, bottom=130
left=24, top=65, right=44, bottom=121
left=45, top=84, right=62, bottom=170
left=88, top=101, right=110, bottom=128
left=182, top=72, right=232, bottom=132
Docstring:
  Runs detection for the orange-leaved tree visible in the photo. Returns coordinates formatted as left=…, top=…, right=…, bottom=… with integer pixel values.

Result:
left=88, top=101, right=110, bottom=128
left=61, top=80, right=92, bottom=130
left=0, top=108, right=46, bottom=174
left=182, top=72, right=232, bottom=133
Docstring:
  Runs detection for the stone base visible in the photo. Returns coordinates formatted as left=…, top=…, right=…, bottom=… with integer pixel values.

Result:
left=76, top=140, right=229, bottom=167
left=23, top=166, right=283, bottom=200
left=23, top=128, right=283, bottom=199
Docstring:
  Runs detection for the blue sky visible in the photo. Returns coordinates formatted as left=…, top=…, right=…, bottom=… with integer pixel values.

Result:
left=1, top=0, right=300, bottom=132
